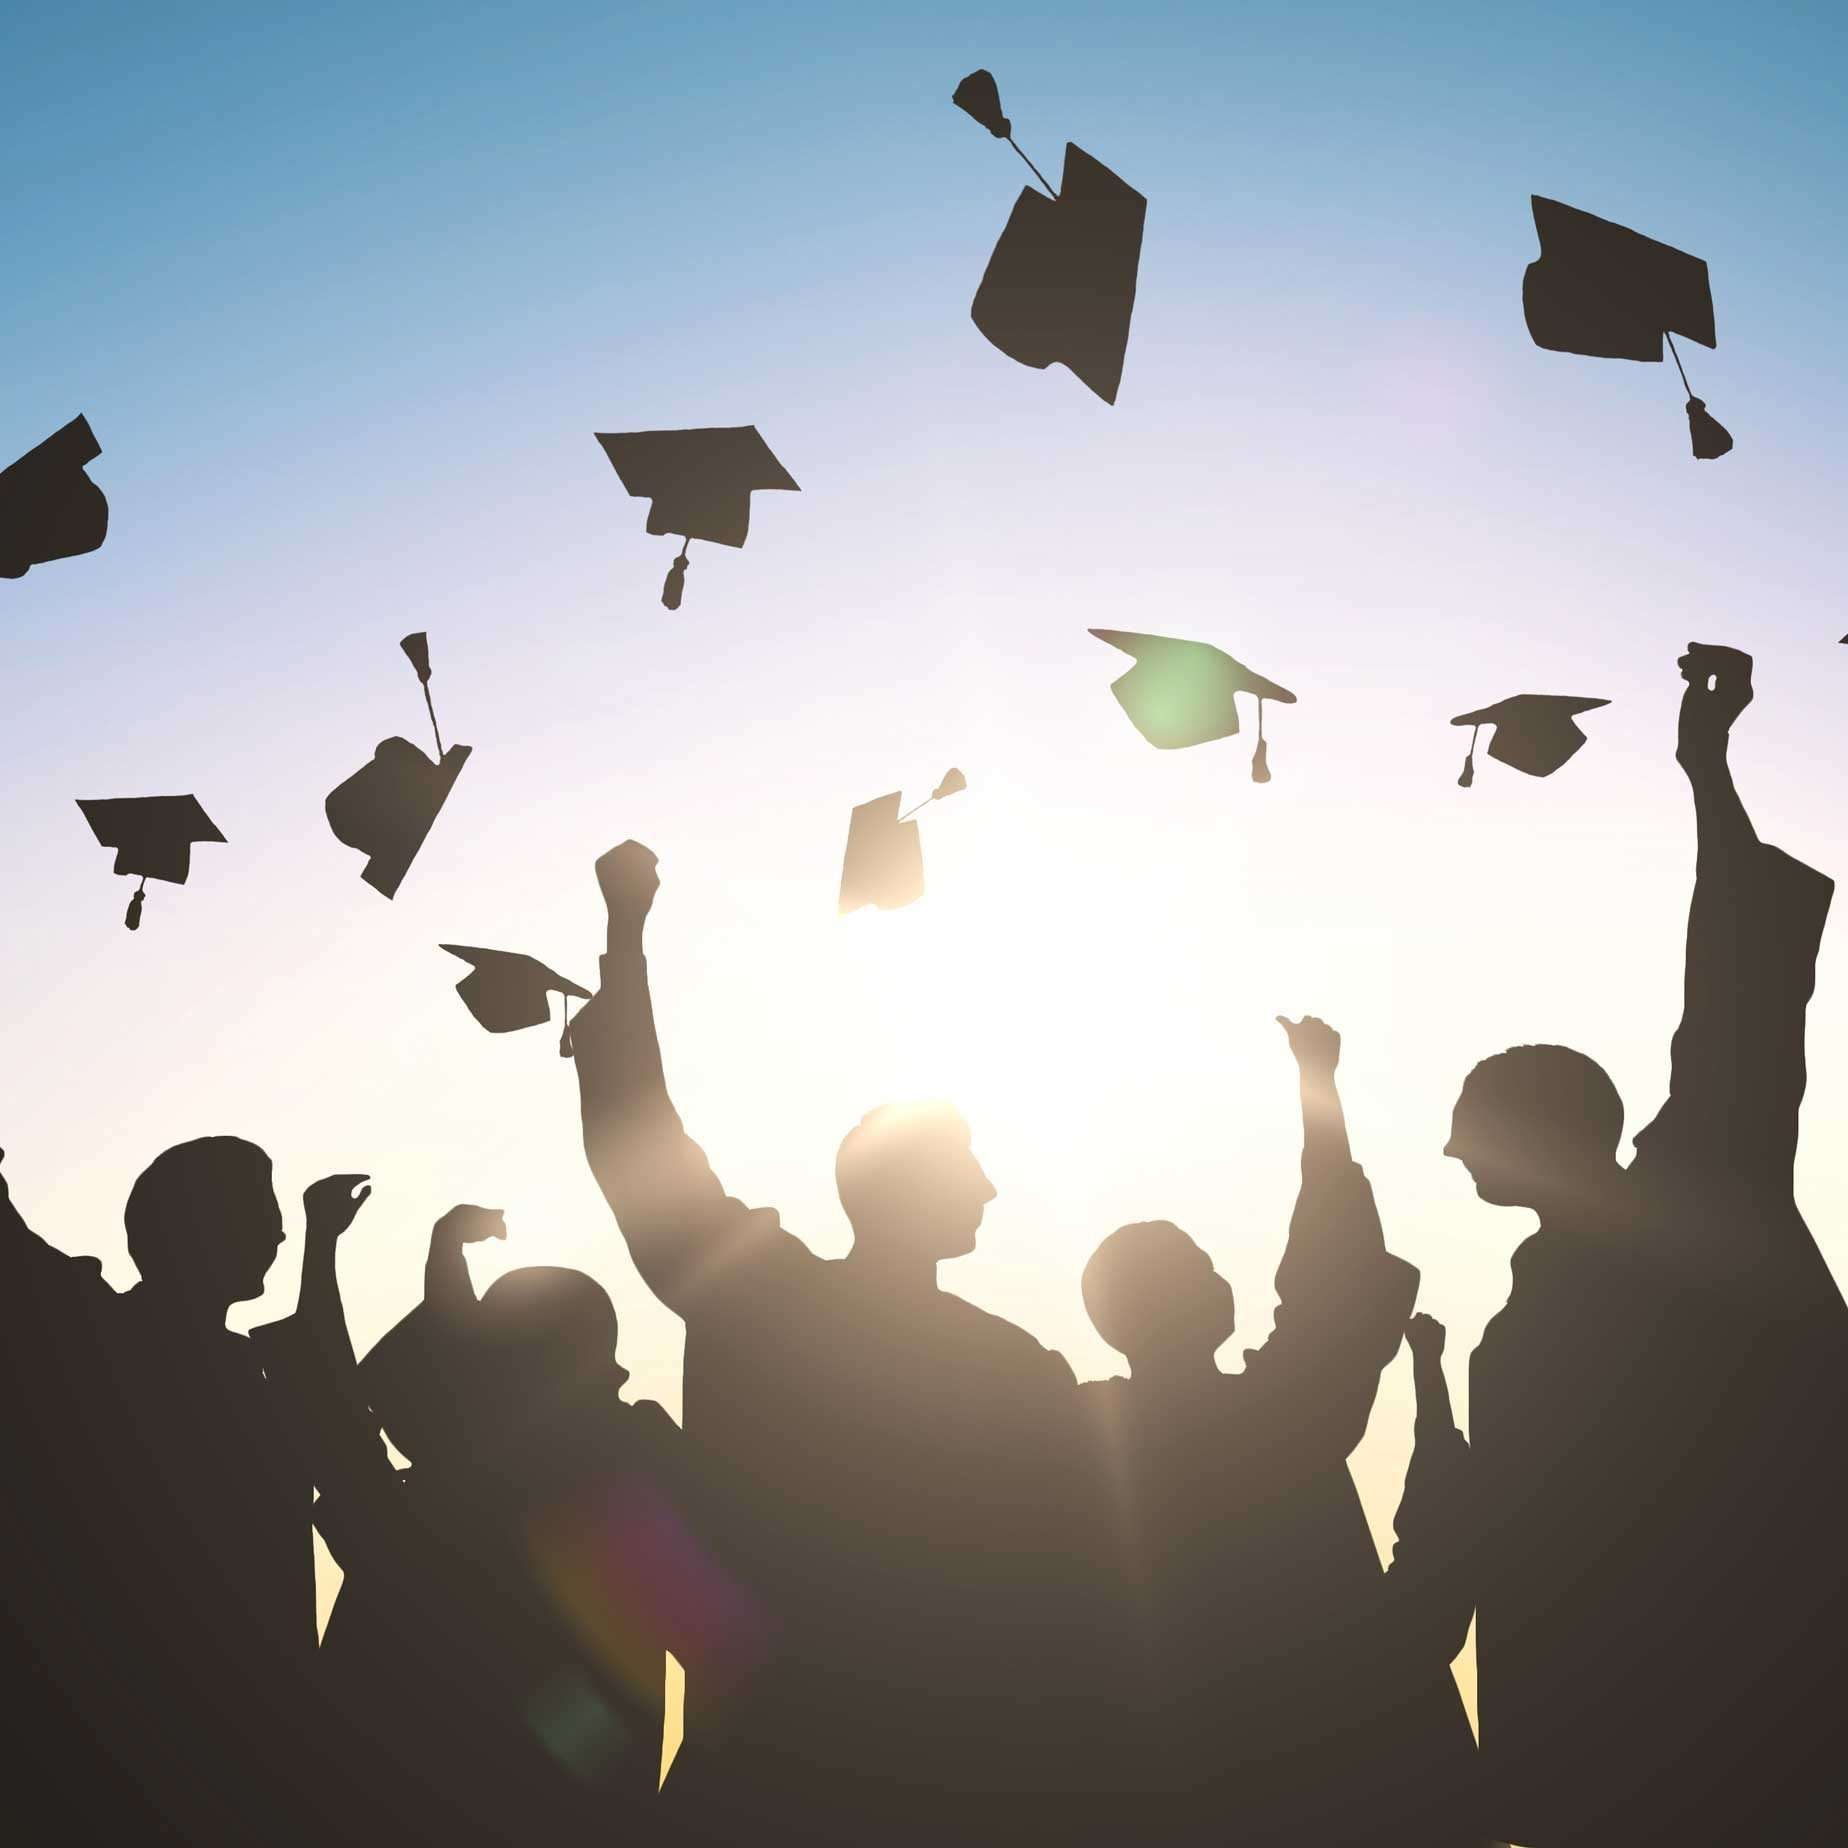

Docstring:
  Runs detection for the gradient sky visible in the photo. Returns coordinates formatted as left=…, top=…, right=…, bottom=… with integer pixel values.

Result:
left=8, top=0, right=1848, bottom=1742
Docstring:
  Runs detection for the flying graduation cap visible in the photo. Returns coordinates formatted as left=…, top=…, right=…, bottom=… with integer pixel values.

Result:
left=838, top=770, right=968, bottom=916
left=953, top=70, right=1146, bottom=405
left=441, top=945, right=592, bottom=1058
left=594, top=427, right=800, bottom=609
left=1452, top=694, right=1611, bottom=787
left=325, top=633, right=472, bottom=899
left=2, top=416, right=108, bottom=580
left=77, top=794, right=225, bottom=930
left=1090, top=630, right=1296, bottom=782
left=1523, top=196, right=1733, bottom=459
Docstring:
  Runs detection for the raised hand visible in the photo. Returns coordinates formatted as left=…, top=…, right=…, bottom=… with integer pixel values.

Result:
left=432, top=1203, right=506, bottom=1245
left=1276, top=1014, right=1341, bottom=1076
left=304, top=1173, right=372, bottom=1241
left=596, top=840, right=660, bottom=925
left=1405, top=1311, right=1447, bottom=1364
left=1676, top=642, right=1753, bottom=765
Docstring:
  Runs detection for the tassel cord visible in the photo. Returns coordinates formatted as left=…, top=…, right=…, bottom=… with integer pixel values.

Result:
left=421, top=684, right=445, bottom=758
left=1007, top=137, right=1058, bottom=200
left=1664, top=331, right=1694, bottom=399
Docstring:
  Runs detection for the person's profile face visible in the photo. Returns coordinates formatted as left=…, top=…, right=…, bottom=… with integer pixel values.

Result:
left=934, top=1140, right=997, bottom=1257
left=223, top=1180, right=285, bottom=1302
left=1445, top=1094, right=1534, bottom=1209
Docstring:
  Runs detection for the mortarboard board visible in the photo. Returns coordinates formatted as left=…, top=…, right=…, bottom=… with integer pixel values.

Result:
left=594, top=426, right=799, bottom=610
left=2, top=416, right=108, bottom=580
left=1090, top=629, right=1296, bottom=782
left=442, top=944, right=591, bottom=1057
left=838, top=770, right=968, bottom=916
left=1523, top=197, right=1732, bottom=459
left=325, top=633, right=472, bottom=898
left=1451, top=694, right=1610, bottom=786
left=77, top=794, right=225, bottom=930
left=954, top=71, right=1145, bottom=405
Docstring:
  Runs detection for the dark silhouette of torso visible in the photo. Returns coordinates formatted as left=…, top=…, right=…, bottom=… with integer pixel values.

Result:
left=2, top=1221, right=335, bottom=1844
left=574, top=912, right=1101, bottom=1845
left=1469, top=800, right=1846, bottom=1842
left=1083, top=1158, right=1481, bottom=1845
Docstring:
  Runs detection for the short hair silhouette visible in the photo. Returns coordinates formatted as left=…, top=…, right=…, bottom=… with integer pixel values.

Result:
left=123, top=1136, right=282, bottom=1300
left=480, top=1265, right=620, bottom=1375
left=1455, top=1044, right=1625, bottom=1157
left=833, top=1100, right=995, bottom=1257
left=1082, top=1219, right=1236, bottom=1360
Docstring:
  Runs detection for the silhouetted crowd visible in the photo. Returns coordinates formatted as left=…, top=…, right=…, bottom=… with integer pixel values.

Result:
left=4, top=646, right=1844, bottom=1847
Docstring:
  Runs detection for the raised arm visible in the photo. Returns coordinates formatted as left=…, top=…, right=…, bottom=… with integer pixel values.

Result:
left=256, top=1174, right=397, bottom=1516
left=1279, top=1014, right=1353, bottom=1179
left=1376, top=1315, right=1476, bottom=1673
left=574, top=842, right=779, bottom=1314
left=423, top=1203, right=504, bottom=1317
left=1240, top=1022, right=1419, bottom=1466
left=1636, top=646, right=1835, bottom=1258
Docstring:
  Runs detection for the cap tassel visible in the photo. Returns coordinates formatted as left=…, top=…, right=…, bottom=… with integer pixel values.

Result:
left=1666, top=333, right=1733, bottom=460
left=1250, top=699, right=1271, bottom=784
left=1458, top=724, right=1479, bottom=789
left=1685, top=397, right=1733, bottom=461
left=558, top=998, right=575, bottom=1060
left=125, top=877, right=147, bottom=931
left=662, top=543, right=689, bottom=611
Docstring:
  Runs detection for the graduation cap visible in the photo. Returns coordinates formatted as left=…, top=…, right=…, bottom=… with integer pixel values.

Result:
left=1090, top=629, right=1296, bottom=782
left=838, top=770, right=967, bottom=916
left=442, top=945, right=591, bottom=1057
left=954, top=70, right=1145, bottom=405
left=594, top=426, right=799, bottom=609
left=325, top=633, right=472, bottom=898
left=2, top=416, right=108, bottom=580
left=77, top=794, right=225, bottom=930
left=1523, top=197, right=1732, bottom=459
left=1452, top=695, right=1611, bottom=787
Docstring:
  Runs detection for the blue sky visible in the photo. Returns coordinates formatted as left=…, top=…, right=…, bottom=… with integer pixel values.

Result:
left=7, top=6, right=1848, bottom=1698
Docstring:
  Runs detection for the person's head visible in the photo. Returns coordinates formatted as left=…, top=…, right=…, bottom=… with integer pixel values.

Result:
left=834, top=1100, right=996, bottom=1267
left=1445, top=1044, right=1625, bottom=1211
left=124, top=1137, right=283, bottom=1310
left=1082, top=1220, right=1236, bottom=1372
left=480, top=1267, right=627, bottom=1400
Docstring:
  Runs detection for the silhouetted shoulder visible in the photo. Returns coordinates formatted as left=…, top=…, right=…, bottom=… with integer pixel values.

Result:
left=940, top=1286, right=1077, bottom=1385
left=675, top=1197, right=821, bottom=1313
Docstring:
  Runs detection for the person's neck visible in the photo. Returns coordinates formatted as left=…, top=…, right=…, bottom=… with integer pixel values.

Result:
left=843, top=1238, right=940, bottom=1297
left=1127, top=1348, right=1222, bottom=1401
left=135, top=1275, right=232, bottom=1331
left=1529, top=1162, right=1630, bottom=1238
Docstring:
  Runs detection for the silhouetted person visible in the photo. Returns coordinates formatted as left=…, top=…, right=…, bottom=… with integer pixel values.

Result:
left=1079, top=1017, right=1482, bottom=1845
left=572, top=841, right=1102, bottom=1846
left=0, top=1142, right=382, bottom=1846
left=319, top=1207, right=741, bottom=1847
left=1451, top=644, right=1846, bottom=1846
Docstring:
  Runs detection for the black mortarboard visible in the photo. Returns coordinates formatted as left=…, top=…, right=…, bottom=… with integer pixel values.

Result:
left=2, top=416, right=108, bottom=579
left=442, top=944, right=592, bottom=1056
left=1090, top=629, right=1296, bottom=782
left=955, top=71, right=1145, bottom=405
left=77, top=794, right=225, bottom=930
left=1523, top=196, right=1732, bottom=459
left=594, top=426, right=799, bottom=609
left=325, top=633, right=472, bottom=898
left=1452, top=694, right=1611, bottom=786
left=838, top=770, right=967, bottom=916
